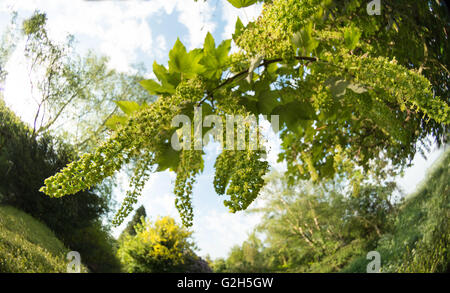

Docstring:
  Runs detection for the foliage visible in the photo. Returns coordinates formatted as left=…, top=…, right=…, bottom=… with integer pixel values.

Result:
left=0, top=12, right=19, bottom=84
left=0, top=205, right=87, bottom=273
left=373, top=148, right=449, bottom=273
left=0, top=99, right=109, bottom=234
left=217, top=148, right=448, bottom=273
left=215, top=171, right=397, bottom=273
left=62, top=221, right=122, bottom=273
left=40, top=0, right=449, bottom=227
left=0, top=99, right=120, bottom=272
left=3, top=11, right=152, bottom=151
left=120, top=205, right=147, bottom=238
left=214, top=233, right=273, bottom=273
left=117, top=216, right=211, bottom=273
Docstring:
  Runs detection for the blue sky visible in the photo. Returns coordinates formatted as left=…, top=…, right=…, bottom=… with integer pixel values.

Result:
left=0, top=0, right=444, bottom=259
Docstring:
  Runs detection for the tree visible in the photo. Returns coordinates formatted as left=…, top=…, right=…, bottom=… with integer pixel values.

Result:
left=218, top=171, right=397, bottom=272
left=0, top=99, right=121, bottom=273
left=0, top=12, right=19, bottom=85
left=40, top=0, right=449, bottom=227
left=214, top=233, right=272, bottom=273
left=117, top=216, right=211, bottom=273
left=4, top=11, right=152, bottom=151
left=374, top=148, right=450, bottom=273
left=120, top=205, right=147, bottom=238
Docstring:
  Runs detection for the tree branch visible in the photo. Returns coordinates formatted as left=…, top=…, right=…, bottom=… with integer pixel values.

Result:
left=197, top=56, right=318, bottom=106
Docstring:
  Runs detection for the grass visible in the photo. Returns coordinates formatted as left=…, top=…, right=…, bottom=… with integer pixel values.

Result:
left=0, top=205, right=78, bottom=273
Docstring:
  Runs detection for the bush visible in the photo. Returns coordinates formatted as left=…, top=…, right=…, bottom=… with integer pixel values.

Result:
left=117, top=216, right=211, bottom=273
left=378, top=149, right=450, bottom=272
left=343, top=148, right=450, bottom=273
left=62, top=221, right=122, bottom=273
left=0, top=99, right=110, bottom=233
left=0, top=99, right=120, bottom=272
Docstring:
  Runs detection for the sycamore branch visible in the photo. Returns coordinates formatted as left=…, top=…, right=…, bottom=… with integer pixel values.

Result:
left=197, top=56, right=318, bottom=106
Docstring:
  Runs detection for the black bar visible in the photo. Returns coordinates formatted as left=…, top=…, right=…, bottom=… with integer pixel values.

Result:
left=0, top=273, right=447, bottom=290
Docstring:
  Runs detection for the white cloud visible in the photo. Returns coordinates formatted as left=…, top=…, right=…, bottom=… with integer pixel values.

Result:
left=175, top=0, right=216, bottom=49
left=3, top=40, right=36, bottom=126
left=192, top=206, right=262, bottom=259
left=155, top=34, right=167, bottom=59
left=0, top=0, right=216, bottom=72
left=221, top=0, right=262, bottom=40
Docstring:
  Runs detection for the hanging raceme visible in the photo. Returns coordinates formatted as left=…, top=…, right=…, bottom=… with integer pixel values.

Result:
left=41, top=0, right=449, bottom=226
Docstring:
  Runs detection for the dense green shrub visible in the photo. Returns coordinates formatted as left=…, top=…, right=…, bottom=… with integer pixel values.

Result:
left=62, top=221, right=122, bottom=273
left=378, top=149, right=449, bottom=272
left=117, top=216, right=211, bottom=273
left=119, top=205, right=147, bottom=239
left=0, top=99, right=120, bottom=272
left=0, top=99, right=109, bottom=231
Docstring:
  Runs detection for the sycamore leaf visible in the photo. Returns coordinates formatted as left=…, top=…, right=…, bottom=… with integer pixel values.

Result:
left=168, top=38, right=205, bottom=77
left=325, top=77, right=367, bottom=97
left=168, top=38, right=190, bottom=73
left=140, top=79, right=175, bottom=95
left=272, top=101, right=317, bottom=132
left=203, top=32, right=215, bottom=54
left=343, top=26, right=361, bottom=51
left=200, top=33, right=231, bottom=79
left=257, top=91, right=280, bottom=115
left=292, top=22, right=319, bottom=55
left=324, top=77, right=350, bottom=97
left=227, top=0, right=258, bottom=8
left=232, top=17, right=244, bottom=41
left=153, top=61, right=181, bottom=89
left=115, top=101, right=140, bottom=115
left=155, top=144, right=181, bottom=172
left=105, top=115, right=127, bottom=131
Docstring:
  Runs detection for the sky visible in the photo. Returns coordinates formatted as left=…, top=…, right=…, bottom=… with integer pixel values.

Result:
left=0, top=0, right=445, bottom=259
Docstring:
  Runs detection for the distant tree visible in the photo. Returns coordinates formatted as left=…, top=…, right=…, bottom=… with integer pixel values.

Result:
left=121, top=205, right=147, bottom=237
left=216, top=171, right=397, bottom=273
left=215, top=233, right=272, bottom=273
left=3, top=11, right=152, bottom=151
left=117, top=216, right=211, bottom=273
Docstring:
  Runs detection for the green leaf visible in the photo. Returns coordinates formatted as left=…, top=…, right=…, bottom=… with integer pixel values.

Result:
left=347, top=83, right=367, bottom=94
left=168, top=38, right=190, bottom=73
left=140, top=79, right=175, bottom=95
left=343, top=26, right=361, bottom=51
left=115, top=101, right=140, bottom=115
left=153, top=61, right=181, bottom=88
left=155, top=145, right=181, bottom=172
left=324, top=77, right=350, bottom=97
left=292, top=22, right=319, bottom=55
left=227, top=0, right=258, bottom=8
left=232, top=17, right=244, bottom=41
left=105, top=115, right=127, bottom=131
left=216, top=39, right=231, bottom=64
left=257, top=91, right=280, bottom=115
left=203, top=32, right=215, bottom=54
left=272, top=101, right=317, bottom=132
left=168, top=38, right=205, bottom=77
left=200, top=33, right=231, bottom=79
left=187, top=48, right=205, bottom=74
